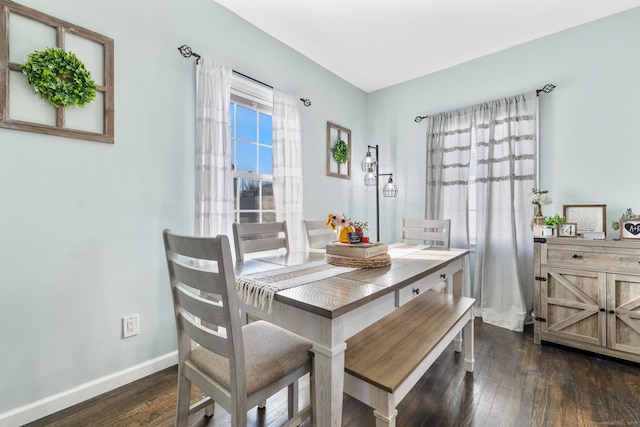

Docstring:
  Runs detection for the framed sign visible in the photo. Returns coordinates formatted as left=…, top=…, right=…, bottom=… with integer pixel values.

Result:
left=620, top=219, right=640, bottom=240
left=563, top=204, right=606, bottom=234
left=557, top=222, right=578, bottom=238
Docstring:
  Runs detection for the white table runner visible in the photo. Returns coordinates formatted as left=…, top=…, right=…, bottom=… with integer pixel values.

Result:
left=236, top=244, right=428, bottom=313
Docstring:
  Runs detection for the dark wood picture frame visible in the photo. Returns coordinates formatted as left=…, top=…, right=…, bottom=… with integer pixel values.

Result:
left=0, top=0, right=114, bottom=144
left=563, top=204, right=606, bottom=234
left=620, top=219, right=640, bottom=240
left=326, top=121, right=351, bottom=179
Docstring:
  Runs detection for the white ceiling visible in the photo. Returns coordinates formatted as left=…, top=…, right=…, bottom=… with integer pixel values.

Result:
left=214, top=0, right=640, bottom=93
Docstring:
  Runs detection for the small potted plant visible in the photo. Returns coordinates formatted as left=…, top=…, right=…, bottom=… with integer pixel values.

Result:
left=541, top=213, right=566, bottom=237
left=611, top=208, right=640, bottom=231
left=352, top=220, right=369, bottom=242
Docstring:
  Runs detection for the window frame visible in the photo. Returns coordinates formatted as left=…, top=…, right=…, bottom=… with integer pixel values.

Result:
left=230, top=74, right=274, bottom=224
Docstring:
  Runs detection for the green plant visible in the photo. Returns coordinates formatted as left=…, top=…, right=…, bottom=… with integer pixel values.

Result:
left=21, top=47, right=96, bottom=108
left=545, top=214, right=566, bottom=227
left=611, top=208, right=640, bottom=230
left=333, top=139, right=349, bottom=164
left=352, top=220, right=368, bottom=230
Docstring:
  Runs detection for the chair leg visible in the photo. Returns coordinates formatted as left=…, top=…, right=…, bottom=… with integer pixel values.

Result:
left=175, top=375, right=191, bottom=427
left=287, top=379, right=299, bottom=419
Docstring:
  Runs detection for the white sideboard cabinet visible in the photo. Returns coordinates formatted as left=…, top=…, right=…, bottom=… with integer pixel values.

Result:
left=533, top=237, right=640, bottom=363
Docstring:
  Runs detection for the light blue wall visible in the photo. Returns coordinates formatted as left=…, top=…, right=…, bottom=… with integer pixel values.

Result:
left=0, top=0, right=366, bottom=416
left=368, top=7, right=640, bottom=242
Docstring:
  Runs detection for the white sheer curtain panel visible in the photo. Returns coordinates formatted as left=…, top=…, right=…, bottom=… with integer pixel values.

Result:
left=272, top=89, right=304, bottom=252
left=195, top=59, right=233, bottom=239
left=425, top=109, right=473, bottom=298
left=426, top=109, right=473, bottom=248
left=474, top=92, right=537, bottom=332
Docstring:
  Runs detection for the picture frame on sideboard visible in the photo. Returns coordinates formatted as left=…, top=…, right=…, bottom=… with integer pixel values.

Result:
left=620, top=219, right=640, bottom=240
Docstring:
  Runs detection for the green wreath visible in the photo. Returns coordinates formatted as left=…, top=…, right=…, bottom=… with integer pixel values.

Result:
left=21, top=47, right=97, bottom=108
left=333, top=139, right=350, bottom=164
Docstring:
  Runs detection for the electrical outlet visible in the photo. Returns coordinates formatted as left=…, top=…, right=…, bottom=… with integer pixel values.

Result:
left=123, top=314, right=139, bottom=338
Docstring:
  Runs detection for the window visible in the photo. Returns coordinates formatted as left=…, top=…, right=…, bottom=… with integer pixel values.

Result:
left=230, top=75, right=274, bottom=223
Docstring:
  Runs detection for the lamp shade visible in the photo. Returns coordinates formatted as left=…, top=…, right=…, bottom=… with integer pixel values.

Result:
left=382, top=176, right=398, bottom=197
left=364, top=171, right=377, bottom=186
left=361, top=149, right=376, bottom=173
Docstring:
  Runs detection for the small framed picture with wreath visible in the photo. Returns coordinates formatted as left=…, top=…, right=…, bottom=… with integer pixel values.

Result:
left=326, top=121, right=351, bottom=179
left=620, top=219, right=640, bottom=240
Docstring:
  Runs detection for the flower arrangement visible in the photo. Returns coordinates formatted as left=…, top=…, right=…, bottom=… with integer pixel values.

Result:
left=611, top=208, right=640, bottom=231
left=21, top=47, right=96, bottom=108
left=530, top=188, right=552, bottom=206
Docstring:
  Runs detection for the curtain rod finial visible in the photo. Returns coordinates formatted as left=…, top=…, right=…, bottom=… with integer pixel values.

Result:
left=300, top=98, right=311, bottom=107
left=536, top=83, right=556, bottom=96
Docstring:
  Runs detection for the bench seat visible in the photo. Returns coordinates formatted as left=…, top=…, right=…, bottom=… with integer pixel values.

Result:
left=344, top=290, right=475, bottom=427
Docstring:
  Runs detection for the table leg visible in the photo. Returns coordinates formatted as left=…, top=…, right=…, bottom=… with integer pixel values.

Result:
left=464, top=316, right=475, bottom=372
left=311, top=342, right=347, bottom=427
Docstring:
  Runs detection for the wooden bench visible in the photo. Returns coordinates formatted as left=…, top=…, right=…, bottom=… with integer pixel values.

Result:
left=344, top=290, right=475, bottom=427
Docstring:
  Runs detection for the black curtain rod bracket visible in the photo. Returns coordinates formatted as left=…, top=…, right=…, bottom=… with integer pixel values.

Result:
left=178, top=44, right=311, bottom=107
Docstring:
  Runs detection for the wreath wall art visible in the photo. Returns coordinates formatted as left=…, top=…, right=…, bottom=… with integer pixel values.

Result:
left=326, top=121, right=352, bottom=179
left=0, top=0, right=114, bottom=144
left=21, top=47, right=97, bottom=108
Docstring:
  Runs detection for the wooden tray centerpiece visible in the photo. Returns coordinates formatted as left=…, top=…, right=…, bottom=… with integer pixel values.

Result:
left=325, top=242, right=391, bottom=268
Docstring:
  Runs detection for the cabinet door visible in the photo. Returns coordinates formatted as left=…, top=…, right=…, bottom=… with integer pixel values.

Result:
left=607, top=273, right=640, bottom=356
left=541, top=267, right=606, bottom=346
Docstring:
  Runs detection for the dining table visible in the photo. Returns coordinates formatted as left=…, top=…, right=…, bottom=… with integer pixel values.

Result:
left=234, top=243, right=470, bottom=427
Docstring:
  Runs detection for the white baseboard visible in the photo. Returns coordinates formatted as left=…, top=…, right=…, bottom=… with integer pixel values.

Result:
left=0, top=351, right=178, bottom=427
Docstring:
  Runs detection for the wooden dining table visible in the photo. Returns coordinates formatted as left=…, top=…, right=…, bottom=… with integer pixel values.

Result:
left=234, top=244, right=470, bottom=427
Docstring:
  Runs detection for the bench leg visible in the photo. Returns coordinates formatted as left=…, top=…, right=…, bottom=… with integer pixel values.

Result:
left=463, top=317, right=475, bottom=372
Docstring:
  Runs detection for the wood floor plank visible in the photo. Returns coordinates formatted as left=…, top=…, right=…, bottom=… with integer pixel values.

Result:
left=24, top=320, right=640, bottom=427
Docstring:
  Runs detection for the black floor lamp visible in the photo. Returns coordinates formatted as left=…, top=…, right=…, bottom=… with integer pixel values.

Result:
left=361, top=145, right=398, bottom=242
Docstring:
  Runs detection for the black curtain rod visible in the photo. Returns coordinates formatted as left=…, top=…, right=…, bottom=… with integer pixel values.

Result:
left=413, top=83, right=556, bottom=123
left=177, top=45, right=311, bottom=107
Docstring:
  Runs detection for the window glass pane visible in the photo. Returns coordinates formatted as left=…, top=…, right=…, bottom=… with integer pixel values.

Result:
left=230, top=104, right=235, bottom=138
left=259, top=113, right=272, bottom=146
left=262, top=180, right=274, bottom=211
left=262, top=212, right=276, bottom=223
left=240, top=212, right=259, bottom=223
left=236, top=141, right=256, bottom=172
left=259, top=146, right=272, bottom=174
left=238, top=178, right=260, bottom=211
left=236, top=105, right=256, bottom=141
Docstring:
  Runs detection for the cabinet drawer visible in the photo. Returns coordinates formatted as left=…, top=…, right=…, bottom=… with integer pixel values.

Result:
left=544, top=246, right=640, bottom=274
left=395, top=262, right=456, bottom=306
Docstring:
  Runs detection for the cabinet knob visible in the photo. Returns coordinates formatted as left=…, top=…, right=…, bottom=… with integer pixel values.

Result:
left=413, top=288, right=420, bottom=295
left=608, top=309, right=615, bottom=314
left=599, top=308, right=605, bottom=312
left=440, top=273, right=447, bottom=279
left=572, top=254, right=582, bottom=259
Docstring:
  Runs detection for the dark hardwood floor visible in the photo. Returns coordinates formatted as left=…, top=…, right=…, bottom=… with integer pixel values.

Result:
left=25, top=319, right=640, bottom=427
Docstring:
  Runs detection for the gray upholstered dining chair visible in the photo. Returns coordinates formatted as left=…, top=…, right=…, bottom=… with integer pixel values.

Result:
left=400, top=218, right=451, bottom=248
left=232, top=221, right=289, bottom=261
left=163, top=229, right=313, bottom=427
left=302, top=219, right=337, bottom=249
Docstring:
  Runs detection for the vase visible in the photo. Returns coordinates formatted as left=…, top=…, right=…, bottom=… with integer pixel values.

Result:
left=531, top=204, right=546, bottom=230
